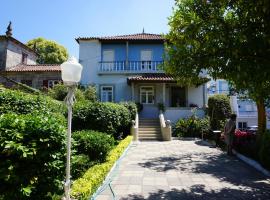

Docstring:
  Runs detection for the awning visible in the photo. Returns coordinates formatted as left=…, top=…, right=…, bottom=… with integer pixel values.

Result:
left=127, top=73, right=176, bottom=85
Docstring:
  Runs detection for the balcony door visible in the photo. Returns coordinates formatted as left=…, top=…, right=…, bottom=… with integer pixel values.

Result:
left=140, top=50, right=152, bottom=70
left=103, top=50, right=115, bottom=71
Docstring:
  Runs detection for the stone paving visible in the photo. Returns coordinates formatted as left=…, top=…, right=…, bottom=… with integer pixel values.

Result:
left=96, top=139, right=270, bottom=200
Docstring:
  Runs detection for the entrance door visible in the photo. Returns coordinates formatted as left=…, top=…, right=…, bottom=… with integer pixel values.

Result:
left=171, top=87, right=186, bottom=107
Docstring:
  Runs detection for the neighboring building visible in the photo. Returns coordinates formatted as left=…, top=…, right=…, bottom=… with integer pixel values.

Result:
left=76, top=32, right=207, bottom=121
left=207, top=79, right=270, bottom=129
left=0, top=22, right=61, bottom=88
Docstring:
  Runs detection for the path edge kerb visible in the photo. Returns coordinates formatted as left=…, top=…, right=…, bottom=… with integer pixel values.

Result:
left=90, top=141, right=135, bottom=199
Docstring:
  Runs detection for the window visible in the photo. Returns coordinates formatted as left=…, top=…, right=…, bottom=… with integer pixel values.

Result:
left=238, top=122, right=247, bottom=130
left=22, top=53, right=28, bottom=64
left=48, top=80, right=61, bottom=88
left=21, top=80, right=32, bottom=87
left=140, top=86, right=154, bottom=104
left=140, top=50, right=152, bottom=70
left=101, top=86, right=113, bottom=102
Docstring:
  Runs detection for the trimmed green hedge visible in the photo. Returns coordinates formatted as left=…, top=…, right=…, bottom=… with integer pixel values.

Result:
left=73, top=130, right=115, bottom=162
left=72, top=101, right=131, bottom=138
left=0, top=113, right=66, bottom=200
left=71, top=136, right=132, bottom=200
left=259, top=131, right=270, bottom=170
left=208, top=94, right=232, bottom=130
left=0, top=89, right=66, bottom=115
left=173, top=116, right=210, bottom=138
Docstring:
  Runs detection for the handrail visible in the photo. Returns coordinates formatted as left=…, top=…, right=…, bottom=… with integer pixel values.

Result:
left=131, top=113, right=139, bottom=142
left=159, top=111, right=172, bottom=141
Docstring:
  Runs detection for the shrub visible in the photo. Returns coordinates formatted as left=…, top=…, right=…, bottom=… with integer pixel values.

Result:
left=72, top=130, right=115, bottom=162
left=135, top=102, right=143, bottom=113
left=119, top=101, right=137, bottom=120
left=208, top=94, right=232, bottom=130
left=83, top=85, right=97, bottom=102
left=157, top=103, right=165, bottom=112
left=72, top=154, right=96, bottom=179
left=72, top=101, right=131, bottom=138
left=173, top=115, right=210, bottom=138
left=0, top=89, right=66, bottom=115
left=259, top=131, right=270, bottom=170
left=48, top=84, right=85, bottom=101
left=0, top=113, right=66, bottom=200
left=71, top=136, right=132, bottom=200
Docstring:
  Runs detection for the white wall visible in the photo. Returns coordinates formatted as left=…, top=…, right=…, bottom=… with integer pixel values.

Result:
left=187, top=85, right=205, bottom=107
left=164, top=108, right=205, bottom=124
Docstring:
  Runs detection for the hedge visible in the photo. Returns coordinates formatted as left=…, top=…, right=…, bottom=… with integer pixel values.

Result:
left=48, top=84, right=85, bottom=101
left=71, top=136, right=132, bottom=200
left=0, top=113, right=66, bottom=200
left=72, top=130, right=116, bottom=162
left=208, top=94, right=232, bottom=130
left=259, top=131, right=270, bottom=170
left=0, top=89, right=66, bottom=115
left=72, top=101, right=131, bottom=138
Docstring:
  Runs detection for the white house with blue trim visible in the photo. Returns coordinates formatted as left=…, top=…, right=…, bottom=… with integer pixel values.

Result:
left=76, top=33, right=206, bottom=124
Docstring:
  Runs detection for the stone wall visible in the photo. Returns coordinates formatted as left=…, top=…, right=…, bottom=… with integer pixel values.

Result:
left=0, top=72, right=61, bottom=89
left=5, top=40, right=36, bottom=69
left=0, top=39, right=7, bottom=70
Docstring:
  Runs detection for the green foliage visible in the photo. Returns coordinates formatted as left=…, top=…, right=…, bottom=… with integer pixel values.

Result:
left=83, top=85, right=97, bottom=102
left=72, top=130, right=115, bottom=162
left=165, top=0, right=270, bottom=132
left=0, top=88, right=66, bottom=115
left=173, top=115, right=210, bottom=138
left=27, top=37, right=68, bottom=64
left=0, top=113, right=66, bottom=200
left=135, top=102, right=143, bottom=113
left=72, top=101, right=131, bottom=138
left=259, top=131, right=270, bottom=170
left=48, top=84, right=85, bottom=101
left=72, top=154, right=96, bottom=180
left=71, top=136, right=132, bottom=200
left=208, top=94, right=232, bottom=130
left=157, top=103, right=165, bottom=112
left=119, top=101, right=137, bottom=120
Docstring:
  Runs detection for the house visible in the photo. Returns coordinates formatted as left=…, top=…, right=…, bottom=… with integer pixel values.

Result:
left=76, top=32, right=206, bottom=122
left=0, top=22, right=61, bottom=88
left=207, top=79, right=270, bottom=129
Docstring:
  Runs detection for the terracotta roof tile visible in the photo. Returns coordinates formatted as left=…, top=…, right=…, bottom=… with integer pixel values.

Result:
left=76, top=33, right=165, bottom=43
left=127, top=73, right=175, bottom=84
left=6, top=64, right=61, bottom=72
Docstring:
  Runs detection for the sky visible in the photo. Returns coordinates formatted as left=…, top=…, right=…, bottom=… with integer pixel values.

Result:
left=0, top=0, right=175, bottom=57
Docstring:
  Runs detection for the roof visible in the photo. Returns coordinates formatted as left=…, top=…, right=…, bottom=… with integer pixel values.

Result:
left=76, top=33, right=165, bottom=43
left=127, top=73, right=175, bottom=84
left=6, top=64, right=61, bottom=72
left=0, top=35, right=37, bottom=55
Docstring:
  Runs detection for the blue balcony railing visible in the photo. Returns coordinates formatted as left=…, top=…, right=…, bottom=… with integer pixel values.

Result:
left=99, top=61, right=163, bottom=72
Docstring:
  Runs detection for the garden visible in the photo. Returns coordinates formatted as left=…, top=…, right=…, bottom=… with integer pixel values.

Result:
left=173, top=94, right=270, bottom=171
left=0, top=84, right=135, bottom=200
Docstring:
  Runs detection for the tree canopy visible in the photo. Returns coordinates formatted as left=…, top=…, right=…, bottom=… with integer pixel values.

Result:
left=27, top=37, right=68, bottom=64
left=165, top=0, right=270, bottom=133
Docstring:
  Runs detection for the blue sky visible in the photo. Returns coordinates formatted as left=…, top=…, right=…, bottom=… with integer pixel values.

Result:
left=0, top=0, right=174, bottom=57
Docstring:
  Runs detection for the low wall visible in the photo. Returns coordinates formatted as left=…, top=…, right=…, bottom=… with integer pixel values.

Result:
left=164, top=107, right=205, bottom=124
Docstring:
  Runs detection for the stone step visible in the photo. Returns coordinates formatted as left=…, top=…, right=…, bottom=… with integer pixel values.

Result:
left=139, top=130, right=161, bottom=134
left=139, top=127, right=161, bottom=131
left=139, top=122, right=160, bottom=125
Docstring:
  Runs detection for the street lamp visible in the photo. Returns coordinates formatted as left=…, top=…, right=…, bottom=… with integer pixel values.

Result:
left=61, top=56, right=83, bottom=200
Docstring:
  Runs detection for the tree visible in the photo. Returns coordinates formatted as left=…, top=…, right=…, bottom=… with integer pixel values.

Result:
left=165, top=0, right=270, bottom=134
left=27, top=37, right=68, bottom=64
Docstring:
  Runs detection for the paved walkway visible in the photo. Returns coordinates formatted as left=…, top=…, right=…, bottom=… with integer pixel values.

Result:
left=96, top=139, right=270, bottom=200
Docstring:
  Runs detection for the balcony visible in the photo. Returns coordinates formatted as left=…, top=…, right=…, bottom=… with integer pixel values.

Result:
left=98, top=61, right=163, bottom=74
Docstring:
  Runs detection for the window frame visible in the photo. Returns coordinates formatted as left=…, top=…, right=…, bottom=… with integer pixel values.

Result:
left=100, top=85, right=114, bottom=102
left=140, top=86, right=155, bottom=104
left=140, top=50, right=153, bottom=70
left=238, top=122, right=248, bottom=130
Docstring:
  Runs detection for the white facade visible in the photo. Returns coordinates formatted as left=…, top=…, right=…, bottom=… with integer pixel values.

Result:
left=78, top=37, right=206, bottom=121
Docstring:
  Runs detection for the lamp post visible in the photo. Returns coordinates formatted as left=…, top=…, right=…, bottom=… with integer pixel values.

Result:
left=61, top=57, right=83, bottom=200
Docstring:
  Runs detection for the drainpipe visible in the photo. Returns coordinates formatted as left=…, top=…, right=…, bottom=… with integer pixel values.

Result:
left=202, top=83, right=206, bottom=107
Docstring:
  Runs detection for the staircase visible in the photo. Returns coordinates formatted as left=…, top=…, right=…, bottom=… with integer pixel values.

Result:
left=138, top=118, right=162, bottom=141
